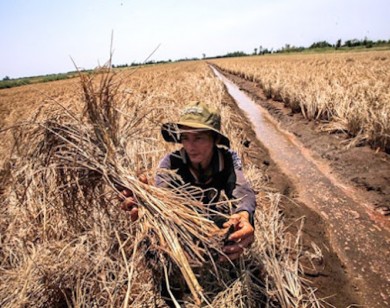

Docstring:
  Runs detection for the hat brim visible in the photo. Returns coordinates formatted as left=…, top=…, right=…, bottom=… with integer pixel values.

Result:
left=161, top=122, right=230, bottom=148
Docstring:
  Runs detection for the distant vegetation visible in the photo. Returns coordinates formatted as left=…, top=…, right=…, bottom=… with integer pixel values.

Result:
left=0, top=72, right=77, bottom=90
left=274, top=37, right=390, bottom=54
left=2, top=37, right=389, bottom=90
left=218, top=37, right=390, bottom=57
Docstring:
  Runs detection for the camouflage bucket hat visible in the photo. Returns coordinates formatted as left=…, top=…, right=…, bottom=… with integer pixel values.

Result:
left=161, top=101, right=230, bottom=148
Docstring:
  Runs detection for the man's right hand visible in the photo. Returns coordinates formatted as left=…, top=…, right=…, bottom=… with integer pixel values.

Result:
left=120, top=189, right=139, bottom=222
left=118, top=174, right=148, bottom=222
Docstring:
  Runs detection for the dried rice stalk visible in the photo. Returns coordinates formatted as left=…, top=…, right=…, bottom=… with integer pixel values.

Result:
left=26, top=65, right=228, bottom=305
left=0, top=60, right=326, bottom=307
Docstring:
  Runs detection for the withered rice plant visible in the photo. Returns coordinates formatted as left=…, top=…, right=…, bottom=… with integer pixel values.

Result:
left=0, top=61, right=326, bottom=307
left=71, top=67, right=234, bottom=304
left=0, top=65, right=232, bottom=307
left=251, top=193, right=323, bottom=308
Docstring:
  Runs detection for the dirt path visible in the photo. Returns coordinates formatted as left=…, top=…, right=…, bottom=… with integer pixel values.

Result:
left=212, top=66, right=390, bottom=307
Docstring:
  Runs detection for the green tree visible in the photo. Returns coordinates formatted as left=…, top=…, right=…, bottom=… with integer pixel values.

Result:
left=309, top=41, right=332, bottom=49
left=335, top=39, right=342, bottom=49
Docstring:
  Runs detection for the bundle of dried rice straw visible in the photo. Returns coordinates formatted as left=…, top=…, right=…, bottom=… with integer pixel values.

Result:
left=16, top=65, right=232, bottom=306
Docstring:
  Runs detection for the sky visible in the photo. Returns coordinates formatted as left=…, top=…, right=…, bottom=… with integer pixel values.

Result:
left=1, top=0, right=389, bottom=79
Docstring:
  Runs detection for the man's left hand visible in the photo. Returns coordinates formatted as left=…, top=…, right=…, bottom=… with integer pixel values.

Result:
left=219, top=211, right=254, bottom=262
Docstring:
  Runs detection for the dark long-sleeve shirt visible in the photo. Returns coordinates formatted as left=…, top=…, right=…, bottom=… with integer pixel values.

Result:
left=155, top=146, right=256, bottom=225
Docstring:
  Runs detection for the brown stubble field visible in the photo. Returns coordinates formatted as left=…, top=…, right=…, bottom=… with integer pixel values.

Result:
left=210, top=50, right=390, bottom=152
left=210, top=51, right=390, bottom=216
left=1, top=50, right=389, bottom=307
left=0, top=61, right=324, bottom=307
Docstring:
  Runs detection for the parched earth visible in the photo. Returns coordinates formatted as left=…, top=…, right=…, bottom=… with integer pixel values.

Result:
left=216, top=67, right=390, bottom=307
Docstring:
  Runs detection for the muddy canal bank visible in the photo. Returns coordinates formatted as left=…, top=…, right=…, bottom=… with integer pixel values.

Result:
left=212, top=65, right=390, bottom=307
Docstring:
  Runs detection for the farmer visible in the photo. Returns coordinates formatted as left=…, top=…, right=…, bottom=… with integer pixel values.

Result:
left=121, top=101, right=256, bottom=261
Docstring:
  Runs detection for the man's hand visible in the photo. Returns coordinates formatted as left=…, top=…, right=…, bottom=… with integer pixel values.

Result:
left=219, top=211, right=254, bottom=262
left=118, top=174, right=148, bottom=222
left=119, top=189, right=139, bottom=222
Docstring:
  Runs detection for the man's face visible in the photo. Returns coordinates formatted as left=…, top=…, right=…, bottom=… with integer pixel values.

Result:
left=180, top=129, right=214, bottom=167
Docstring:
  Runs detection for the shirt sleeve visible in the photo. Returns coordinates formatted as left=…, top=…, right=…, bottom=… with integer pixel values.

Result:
left=228, top=150, right=256, bottom=223
left=155, top=154, right=172, bottom=187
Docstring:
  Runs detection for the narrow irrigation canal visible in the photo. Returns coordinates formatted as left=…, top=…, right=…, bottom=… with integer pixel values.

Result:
left=211, top=66, right=390, bottom=307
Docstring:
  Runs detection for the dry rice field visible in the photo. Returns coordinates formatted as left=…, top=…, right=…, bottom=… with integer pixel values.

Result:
left=0, top=52, right=388, bottom=307
left=210, top=51, right=390, bottom=151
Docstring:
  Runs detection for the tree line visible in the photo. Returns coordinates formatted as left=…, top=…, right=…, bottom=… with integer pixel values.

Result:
left=2, top=37, right=389, bottom=88
left=210, top=37, right=390, bottom=58
left=261, top=37, right=390, bottom=55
